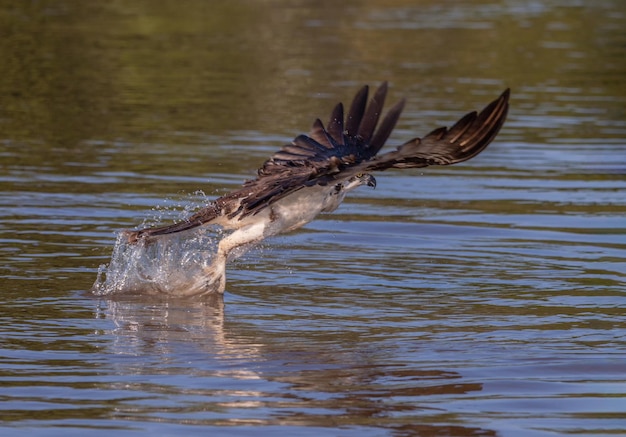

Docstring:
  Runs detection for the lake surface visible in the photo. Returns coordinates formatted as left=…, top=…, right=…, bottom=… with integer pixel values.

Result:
left=1, top=1, right=625, bottom=435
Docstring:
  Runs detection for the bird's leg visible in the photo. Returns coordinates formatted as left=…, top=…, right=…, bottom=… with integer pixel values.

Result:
left=203, top=222, right=267, bottom=294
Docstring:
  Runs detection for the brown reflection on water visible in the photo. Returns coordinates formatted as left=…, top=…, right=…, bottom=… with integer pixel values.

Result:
left=2, top=0, right=622, bottom=147
left=1, top=0, right=623, bottom=202
left=1, top=0, right=622, bottom=224
left=0, top=3, right=113, bottom=148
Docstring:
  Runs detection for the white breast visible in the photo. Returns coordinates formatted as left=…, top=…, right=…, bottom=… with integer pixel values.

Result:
left=268, top=185, right=338, bottom=235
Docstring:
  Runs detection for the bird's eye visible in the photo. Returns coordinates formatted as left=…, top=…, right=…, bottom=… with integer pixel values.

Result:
left=356, top=173, right=363, bottom=178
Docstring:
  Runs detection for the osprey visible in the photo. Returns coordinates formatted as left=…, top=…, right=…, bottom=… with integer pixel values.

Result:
left=124, top=83, right=509, bottom=295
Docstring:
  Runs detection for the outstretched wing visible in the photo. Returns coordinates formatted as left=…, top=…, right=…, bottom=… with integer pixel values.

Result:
left=125, top=82, right=402, bottom=242
left=360, top=88, right=510, bottom=173
left=123, top=193, right=235, bottom=242
left=238, top=87, right=510, bottom=217
left=257, top=82, right=403, bottom=175
left=125, top=84, right=510, bottom=242
left=237, top=82, right=405, bottom=216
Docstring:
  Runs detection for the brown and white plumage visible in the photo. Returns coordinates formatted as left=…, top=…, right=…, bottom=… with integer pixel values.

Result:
left=123, top=83, right=510, bottom=294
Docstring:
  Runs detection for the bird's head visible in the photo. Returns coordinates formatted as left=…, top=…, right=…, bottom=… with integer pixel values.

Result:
left=343, top=173, right=376, bottom=191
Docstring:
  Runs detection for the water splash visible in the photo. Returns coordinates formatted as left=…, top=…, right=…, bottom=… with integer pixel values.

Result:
left=92, top=227, right=222, bottom=298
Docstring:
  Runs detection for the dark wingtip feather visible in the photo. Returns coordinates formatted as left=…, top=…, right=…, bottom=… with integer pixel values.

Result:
left=365, top=88, right=510, bottom=170
left=445, top=87, right=510, bottom=161
left=345, top=85, right=369, bottom=136
left=357, top=81, right=388, bottom=142
left=327, top=102, right=344, bottom=144
left=458, top=87, right=510, bottom=157
left=368, top=97, right=405, bottom=155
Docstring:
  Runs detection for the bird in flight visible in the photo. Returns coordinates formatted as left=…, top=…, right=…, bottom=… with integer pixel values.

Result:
left=123, top=82, right=509, bottom=295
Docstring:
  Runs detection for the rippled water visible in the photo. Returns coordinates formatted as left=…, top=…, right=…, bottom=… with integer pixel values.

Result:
left=1, top=1, right=625, bottom=435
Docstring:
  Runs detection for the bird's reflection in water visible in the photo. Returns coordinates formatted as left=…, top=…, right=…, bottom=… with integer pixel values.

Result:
left=97, top=295, right=495, bottom=435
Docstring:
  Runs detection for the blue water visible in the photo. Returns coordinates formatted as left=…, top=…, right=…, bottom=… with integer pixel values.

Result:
left=1, top=1, right=625, bottom=435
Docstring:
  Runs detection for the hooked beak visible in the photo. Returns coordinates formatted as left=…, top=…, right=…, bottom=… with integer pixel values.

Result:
left=366, top=174, right=377, bottom=189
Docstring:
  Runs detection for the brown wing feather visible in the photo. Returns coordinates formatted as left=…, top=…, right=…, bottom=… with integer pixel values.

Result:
left=362, top=88, right=510, bottom=172
left=125, top=85, right=509, bottom=242
left=256, top=82, right=398, bottom=177
left=238, top=82, right=403, bottom=216
left=123, top=192, right=238, bottom=242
